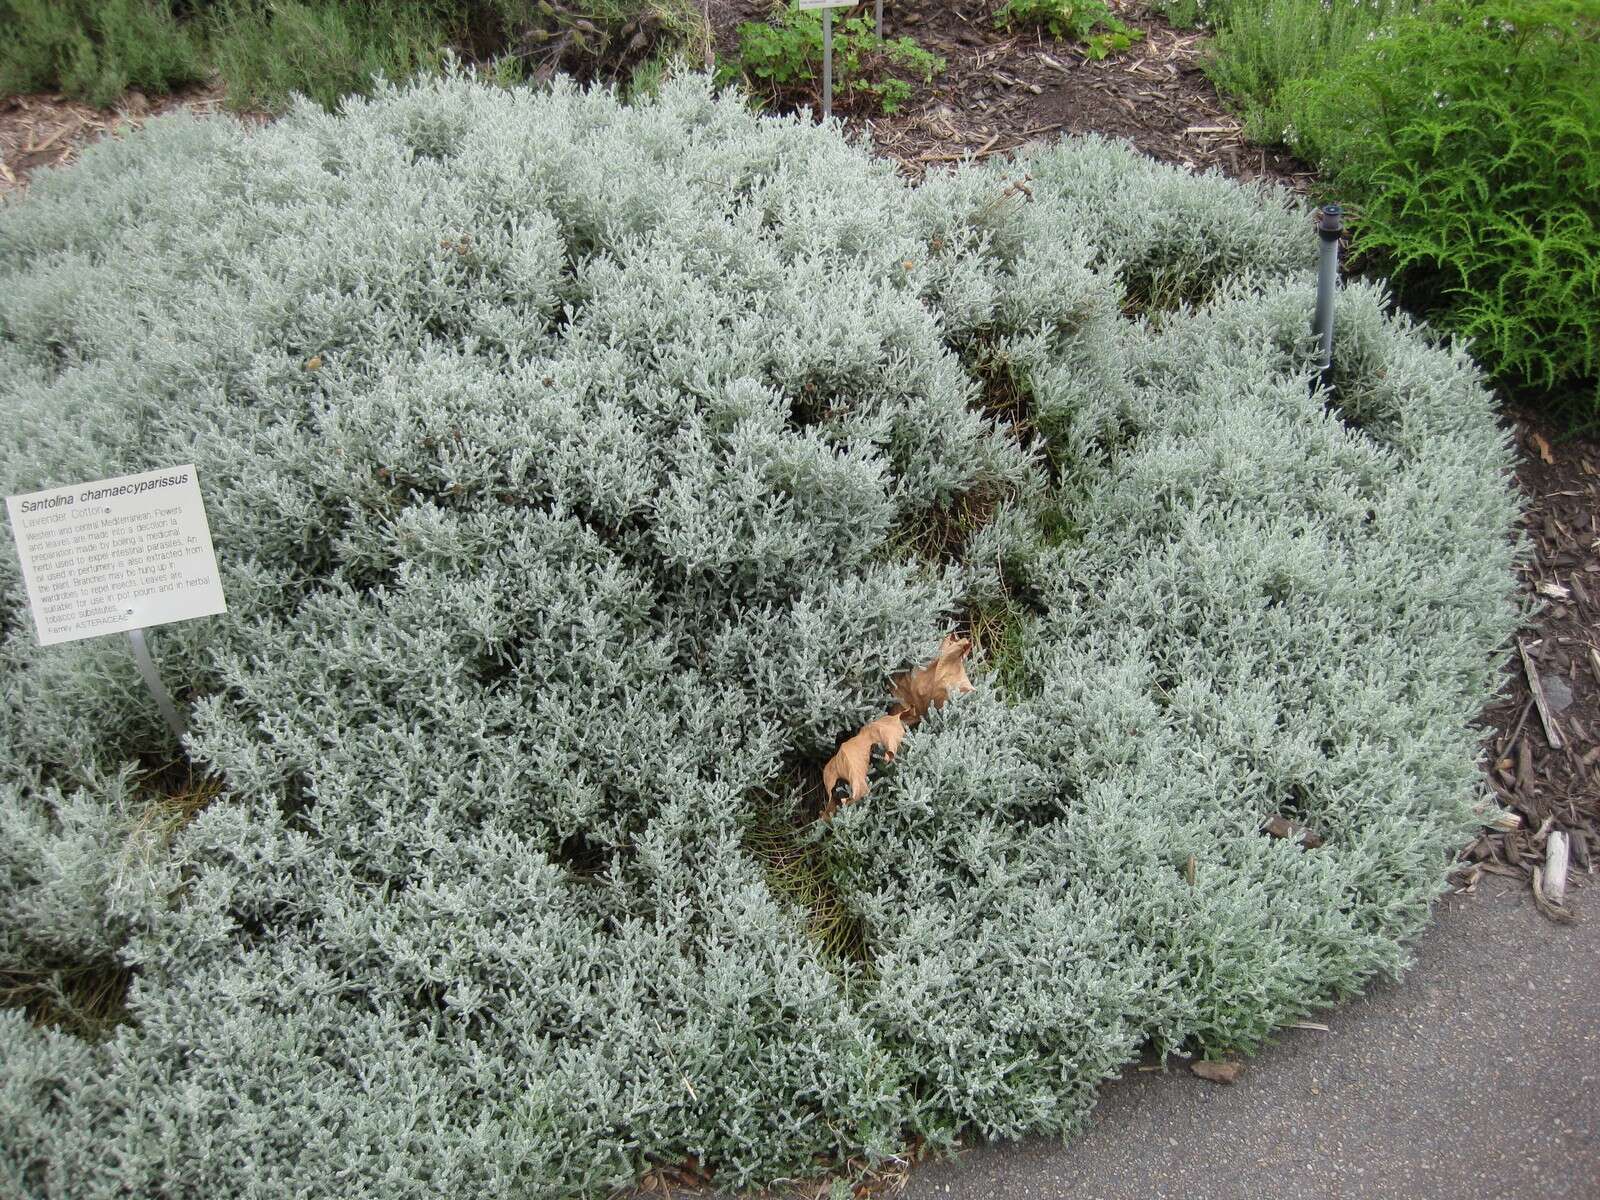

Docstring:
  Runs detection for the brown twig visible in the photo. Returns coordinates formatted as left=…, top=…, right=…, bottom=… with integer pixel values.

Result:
left=1519, top=640, right=1565, bottom=750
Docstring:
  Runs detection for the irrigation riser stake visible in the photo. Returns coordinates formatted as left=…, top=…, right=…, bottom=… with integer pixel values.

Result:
left=1313, top=203, right=1343, bottom=397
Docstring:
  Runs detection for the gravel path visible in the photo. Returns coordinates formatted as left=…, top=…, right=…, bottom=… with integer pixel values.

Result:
left=900, top=880, right=1599, bottom=1200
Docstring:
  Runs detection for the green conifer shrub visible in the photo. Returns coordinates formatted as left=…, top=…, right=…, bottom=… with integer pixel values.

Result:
left=1143, top=0, right=1417, bottom=142
left=0, top=74, right=1519, bottom=1197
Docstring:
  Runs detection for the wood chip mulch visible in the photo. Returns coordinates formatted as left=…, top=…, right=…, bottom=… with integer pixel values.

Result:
left=1457, top=414, right=1600, bottom=918
left=0, top=83, right=232, bottom=201
left=711, top=0, right=1315, bottom=190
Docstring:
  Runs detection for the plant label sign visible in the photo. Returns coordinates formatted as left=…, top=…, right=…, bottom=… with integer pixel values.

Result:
left=796, top=1, right=853, bottom=8
left=5, top=465, right=226, bottom=647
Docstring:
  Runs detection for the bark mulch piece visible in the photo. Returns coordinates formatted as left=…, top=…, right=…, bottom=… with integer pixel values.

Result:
left=1461, top=413, right=1600, bottom=916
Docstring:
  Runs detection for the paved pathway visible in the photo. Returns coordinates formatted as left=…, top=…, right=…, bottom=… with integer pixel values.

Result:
left=900, top=880, right=1600, bottom=1200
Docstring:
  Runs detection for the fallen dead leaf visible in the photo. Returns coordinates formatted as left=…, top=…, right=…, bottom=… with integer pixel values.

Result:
left=820, top=634, right=977, bottom=817
left=304, top=354, right=323, bottom=371
left=1190, top=1059, right=1244, bottom=1084
left=1529, top=431, right=1555, bottom=464
left=822, top=712, right=909, bottom=811
left=1261, top=814, right=1325, bottom=849
left=891, top=634, right=975, bottom=726
left=1535, top=580, right=1571, bottom=601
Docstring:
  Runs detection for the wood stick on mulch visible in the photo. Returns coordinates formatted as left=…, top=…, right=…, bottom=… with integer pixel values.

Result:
left=1502, top=696, right=1535, bottom=756
left=1533, top=864, right=1574, bottom=923
left=917, top=131, right=1002, bottom=163
left=1544, top=830, right=1570, bottom=906
left=1519, top=639, right=1565, bottom=750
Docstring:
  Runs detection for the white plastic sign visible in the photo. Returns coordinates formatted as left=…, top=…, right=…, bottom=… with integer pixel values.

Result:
left=5, top=465, right=226, bottom=647
left=797, top=0, right=852, bottom=8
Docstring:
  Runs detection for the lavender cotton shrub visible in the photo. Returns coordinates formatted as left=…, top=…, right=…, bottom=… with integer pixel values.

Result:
left=0, top=73, right=1518, bottom=1197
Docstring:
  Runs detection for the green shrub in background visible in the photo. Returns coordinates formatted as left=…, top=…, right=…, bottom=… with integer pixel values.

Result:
left=1150, top=0, right=1208, bottom=25
left=0, top=0, right=705, bottom=111
left=0, top=75, right=1519, bottom=1197
left=1284, top=0, right=1600, bottom=414
left=1147, top=0, right=1421, bottom=141
left=992, top=0, right=1143, bottom=60
left=469, top=0, right=708, bottom=94
left=207, top=0, right=447, bottom=111
left=722, top=6, right=944, bottom=115
left=1208, top=0, right=1421, bottom=141
left=0, top=0, right=205, bottom=107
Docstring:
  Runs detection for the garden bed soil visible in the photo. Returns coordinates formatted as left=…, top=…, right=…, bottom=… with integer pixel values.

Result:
left=709, top=0, right=1314, bottom=190
left=1, top=2, right=1589, bottom=910
left=0, top=83, right=233, bottom=200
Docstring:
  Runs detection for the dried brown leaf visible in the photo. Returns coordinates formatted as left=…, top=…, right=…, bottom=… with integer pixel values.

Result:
left=891, top=634, right=975, bottom=726
left=1261, top=814, right=1294, bottom=839
left=820, top=635, right=976, bottom=817
left=1261, top=815, right=1323, bottom=848
left=1190, top=1059, right=1244, bottom=1084
left=822, top=712, right=908, bottom=812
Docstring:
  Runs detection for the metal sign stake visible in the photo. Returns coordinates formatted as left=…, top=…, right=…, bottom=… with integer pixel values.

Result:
left=876, top=0, right=884, bottom=37
left=798, top=0, right=851, bottom=121
left=128, top=627, right=187, bottom=741
left=822, top=6, right=833, bottom=120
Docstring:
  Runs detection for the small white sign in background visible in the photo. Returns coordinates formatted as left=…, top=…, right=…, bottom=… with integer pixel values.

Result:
left=5, top=465, right=226, bottom=647
left=796, top=1, right=853, bottom=8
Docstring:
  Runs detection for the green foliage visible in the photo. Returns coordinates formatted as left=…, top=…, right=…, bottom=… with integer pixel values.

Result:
left=0, top=75, right=1519, bottom=1197
left=1148, top=0, right=1211, bottom=27
left=1284, top=0, right=1600, bottom=410
left=208, top=0, right=446, bottom=111
left=993, top=0, right=1143, bottom=59
left=211, top=0, right=708, bottom=111
left=472, top=0, right=708, bottom=91
left=0, top=0, right=706, bottom=112
left=722, top=8, right=944, bottom=115
left=1151, top=0, right=1422, bottom=141
left=0, top=0, right=205, bottom=108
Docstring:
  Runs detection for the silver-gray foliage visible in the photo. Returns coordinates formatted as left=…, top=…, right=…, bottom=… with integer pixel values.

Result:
left=0, top=73, right=1518, bottom=1197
